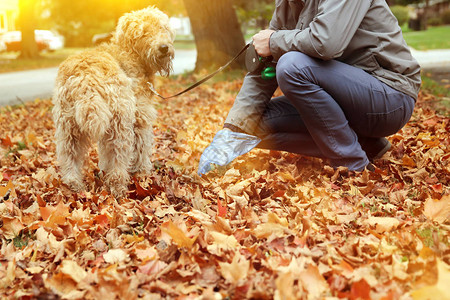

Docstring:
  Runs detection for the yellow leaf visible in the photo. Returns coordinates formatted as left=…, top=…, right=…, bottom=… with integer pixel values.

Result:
left=275, top=171, right=296, bottom=182
left=411, top=260, right=450, bottom=300
left=365, top=216, right=400, bottom=233
left=161, top=220, right=196, bottom=248
left=25, top=266, right=43, bottom=274
left=44, top=202, right=70, bottom=228
left=299, top=264, right=328, bottom=298
left=349, top=184, right=362, bottom=196
left=402, top=156, right=416, bottom=167
left=219, top=252, right=249, bottom=284
left=252, top=212, right=292, bottom=239
left=103, top=249, right=128, bottom=264
left=252, top=223, right=291, bottom=239
left=0, top=259, right=16, bottom=289
left=60, top=260, right=87, bottom=283
left=274, top=272, right=297, bottom=300
left=0, top=181, right=14, bottom=198
left=1, top=216, right=24, bottom=239
left=45, top=272, right=78, bottom=297
left=207, top=231, right=239, bottom=254
left=423, top=196, right=450, bottom=224
left=267, top=212, right=289, bottom=226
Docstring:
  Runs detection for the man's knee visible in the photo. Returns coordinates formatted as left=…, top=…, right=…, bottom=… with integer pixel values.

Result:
left=276, top=51, right=315, bottom=86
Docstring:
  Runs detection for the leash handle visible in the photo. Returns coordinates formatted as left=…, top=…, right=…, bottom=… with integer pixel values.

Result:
left=148, top=43, right=251, bottom=100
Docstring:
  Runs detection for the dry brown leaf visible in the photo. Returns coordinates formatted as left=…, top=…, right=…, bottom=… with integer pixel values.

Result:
left=161, top=220, right=196, bottom=248
left=423, top=195, right=450, bottom=223
left=219, top=252, right=249, bottom=285
left=411, top=260, right=450, bottom=300
left=103, top=249, right=128, bottom=264
left=298, top=264, right=328, bottom=298
left=60, top=260, right=87, bottom=283
left=1, top=216, right=24, bottom=239
left=365, top=216, right=400, bottom=233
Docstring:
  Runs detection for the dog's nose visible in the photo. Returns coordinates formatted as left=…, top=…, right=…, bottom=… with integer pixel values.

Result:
left=159, top=44, right=169, bottom=54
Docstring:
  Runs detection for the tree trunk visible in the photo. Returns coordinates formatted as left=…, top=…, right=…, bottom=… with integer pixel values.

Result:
left=18, top=0, right=40, bottom=59
left=385, top=0, right=396, bottom=6
left=183, top=0, right=246, bottom=71
left=422, top=0, right=430, bottom=30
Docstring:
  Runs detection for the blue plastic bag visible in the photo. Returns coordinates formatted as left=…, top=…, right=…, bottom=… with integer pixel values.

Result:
left=198, top=129, right=261, bottom=175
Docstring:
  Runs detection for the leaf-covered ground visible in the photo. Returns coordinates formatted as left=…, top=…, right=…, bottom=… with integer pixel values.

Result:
left=0, top=74, right=449, bottom=299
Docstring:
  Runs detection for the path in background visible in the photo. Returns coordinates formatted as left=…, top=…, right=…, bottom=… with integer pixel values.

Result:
left=410, top=48, right=450, bottom=85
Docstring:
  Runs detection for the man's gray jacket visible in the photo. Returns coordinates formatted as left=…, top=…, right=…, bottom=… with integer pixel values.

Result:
left=224, top=0, right=421, bottom=135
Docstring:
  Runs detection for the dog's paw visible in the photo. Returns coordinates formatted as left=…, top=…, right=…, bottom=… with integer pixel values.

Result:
left=104, top=172, right=130, bottom=199
left=63, top=178, right=85, bottom=193
left=130, top=162, right=153, bottom=175
left=109, top=185, right=128, bottom=199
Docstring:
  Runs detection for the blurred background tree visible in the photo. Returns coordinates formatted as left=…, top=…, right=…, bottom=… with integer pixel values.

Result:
left=183, top=0, right=246, bottom=70
left=390, top=5, right=411, bottom=27
left=17, top=0, right=276, bottom=69
left=396, top=0, right=431, bottom=29
left=47, top=0, right=182, bottom=46
left=18, top=0, right=40, bottom=58
left=233, top=0, right=274, bottom=35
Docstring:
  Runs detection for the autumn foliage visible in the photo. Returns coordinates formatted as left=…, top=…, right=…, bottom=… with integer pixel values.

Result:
left=0, top=74, right=449, bottom=299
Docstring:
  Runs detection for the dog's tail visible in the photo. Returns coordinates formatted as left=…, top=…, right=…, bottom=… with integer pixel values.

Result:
left=74, top=94, right=112, bottom=141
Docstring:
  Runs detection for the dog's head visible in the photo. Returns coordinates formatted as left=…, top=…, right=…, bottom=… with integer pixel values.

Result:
left=114, top=6, right=175, bottom=76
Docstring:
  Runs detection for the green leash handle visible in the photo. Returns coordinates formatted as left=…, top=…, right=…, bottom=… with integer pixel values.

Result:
left=261, top=66, right=276, bottom=80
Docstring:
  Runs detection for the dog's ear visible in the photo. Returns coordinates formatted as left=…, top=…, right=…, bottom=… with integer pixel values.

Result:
left=114, top=12, right=145, bottom=45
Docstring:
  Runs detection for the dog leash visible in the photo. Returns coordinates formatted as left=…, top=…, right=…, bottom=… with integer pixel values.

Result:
left=148, top=43, right=251, bottom=100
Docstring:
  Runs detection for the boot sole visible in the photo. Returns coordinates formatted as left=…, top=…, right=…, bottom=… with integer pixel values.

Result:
left=371, top=140, right=392, bottom=160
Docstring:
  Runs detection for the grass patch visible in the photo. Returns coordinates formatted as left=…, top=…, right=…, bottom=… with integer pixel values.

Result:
left=422, top=74, right=450, bottom=98
left=420, top=73, right=450, bottom=116
left=416, top=225, right=449, bottom=248
left=0, top=48, right=86, bottom=73
left=174, top=35, right=196, bottom=50
left=403, top=25, right=450, bottom=50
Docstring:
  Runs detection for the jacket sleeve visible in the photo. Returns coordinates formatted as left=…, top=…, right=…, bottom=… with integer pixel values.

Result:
left=270, top=0, right=371, bottom=61
left=224, top=73, right=278, bottom=135
left=223, top=1, right=283, bottom=135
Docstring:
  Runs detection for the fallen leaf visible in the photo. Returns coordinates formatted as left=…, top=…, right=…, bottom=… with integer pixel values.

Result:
left=0, top=181, right=14, bottom=198
left=365, top=217, right=400, bottom=233
left=299, top=264, right=328, bottom=298
left=60, top=260, right=87, bottom=283
left=161, top=220, right=196, bottom=248
left=350, top=279, right=371, bottom=300
left=217, top=198, right=227, bottom=217
left=103, top=249, right=128, bottom=264
left=274, top=271, right=297, bottom=300
left=411, top=259, right=450, bottom=300
left=207, top=231, right=239, bottom=254
left=1, top=216, right=24, bottom=239
left=219, top=252, right=249, bottom=285
left=423, top=195, right=450, bottom=223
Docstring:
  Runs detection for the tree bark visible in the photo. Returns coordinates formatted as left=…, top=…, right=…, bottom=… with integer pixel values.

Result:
left=422, top=0, right=430, bottom=30
left=183, top=0, right=246, bottom=71
left=18, top=0, right=40, bottom=59
left=385, top=0, right=396, bottom=6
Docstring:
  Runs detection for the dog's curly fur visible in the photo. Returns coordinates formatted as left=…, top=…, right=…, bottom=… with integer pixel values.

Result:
left=52, top=7, right=174, bottom=198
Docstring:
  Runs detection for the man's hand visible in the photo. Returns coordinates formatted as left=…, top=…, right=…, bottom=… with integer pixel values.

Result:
left=252, top=29, right=275, bottom=57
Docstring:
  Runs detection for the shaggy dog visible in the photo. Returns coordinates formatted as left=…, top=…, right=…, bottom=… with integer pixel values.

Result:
left=52, top=7, right=175, bottom=197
